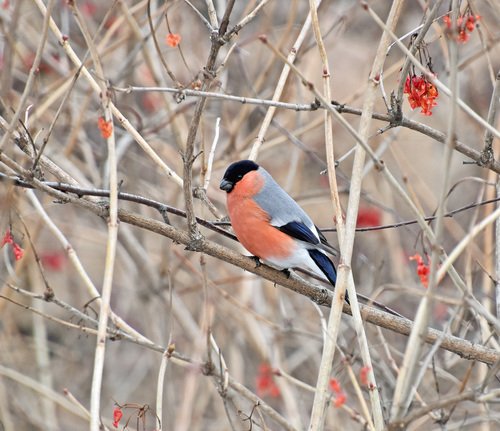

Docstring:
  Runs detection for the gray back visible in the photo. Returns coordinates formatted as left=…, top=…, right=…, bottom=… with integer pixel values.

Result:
left=253, top=167, right=316, bottom=233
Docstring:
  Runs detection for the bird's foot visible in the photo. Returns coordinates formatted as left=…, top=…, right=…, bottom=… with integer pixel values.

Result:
left=281, top=268, right=291, bottom=279
left=248, top=255, right=262, bottom=268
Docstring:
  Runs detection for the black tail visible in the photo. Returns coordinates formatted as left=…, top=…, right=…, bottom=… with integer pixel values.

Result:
left=308, top=249, right=349, bottom=304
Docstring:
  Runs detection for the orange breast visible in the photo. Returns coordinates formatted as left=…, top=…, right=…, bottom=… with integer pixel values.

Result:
left=227, top=196, right=296, bottom=260
left=227, top=171, right=296, bottom=260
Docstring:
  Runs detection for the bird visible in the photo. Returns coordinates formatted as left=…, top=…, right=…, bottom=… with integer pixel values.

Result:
left=219, top=159, right=340, bottom=295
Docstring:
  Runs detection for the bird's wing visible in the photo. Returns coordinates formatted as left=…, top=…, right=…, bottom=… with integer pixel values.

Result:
left=277, top=221, right=320, bottom=245
left=316, top=225, right=338, bottom=256
left=254, top=169, right=317, bottom=229
left=308, top=249, right=337, bottom=286
left=278, top=221, right=340, bottom=257
left=252, top=168, right=342, bottom=254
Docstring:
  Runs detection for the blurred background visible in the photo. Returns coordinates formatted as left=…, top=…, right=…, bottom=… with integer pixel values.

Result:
left=0, top=0, right=499, bottom=429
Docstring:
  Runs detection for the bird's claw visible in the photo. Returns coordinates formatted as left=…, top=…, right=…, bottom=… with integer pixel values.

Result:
left=281, top=268, right=291, bottom=278
left=249, top=255, right=261, bottom=268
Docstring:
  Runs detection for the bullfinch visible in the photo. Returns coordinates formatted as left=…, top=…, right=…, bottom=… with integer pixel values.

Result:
left=219, top=160, right=338, bottom=292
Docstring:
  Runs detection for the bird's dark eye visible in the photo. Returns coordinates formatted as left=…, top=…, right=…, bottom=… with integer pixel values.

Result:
left=237, top=174, right=243, bottom=179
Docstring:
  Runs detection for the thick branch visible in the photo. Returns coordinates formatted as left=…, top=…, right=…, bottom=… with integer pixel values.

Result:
left=1, top=155, right=497, bottom=365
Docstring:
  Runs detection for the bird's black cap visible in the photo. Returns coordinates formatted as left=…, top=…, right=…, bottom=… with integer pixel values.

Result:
left=220, top=160, right=259, bottom=192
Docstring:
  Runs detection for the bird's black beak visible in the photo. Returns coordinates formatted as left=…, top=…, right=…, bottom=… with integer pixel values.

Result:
left=219, top=178, right=234, bottom=192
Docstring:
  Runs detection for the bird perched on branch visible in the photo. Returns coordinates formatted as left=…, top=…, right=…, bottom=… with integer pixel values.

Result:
left=220, top=159, right=342, bottom=298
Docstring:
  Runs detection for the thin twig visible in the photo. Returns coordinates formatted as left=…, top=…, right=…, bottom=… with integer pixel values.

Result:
left=203, top=0, right=218, bottom=29
left=437, top=205, right=500, bottom=284
left=2, top=181, right=498, bottom=364
left=2, top=284, right=292, bottom=431
left=390, top=389, right=480, bottom=430
left=156, top=346, right=172, bottom=431
left=31, top=67, right=82, bottom=171
left=224, top=0, right=272, bottom=42
left=32, top=0, right=184, bottom=187
left=147, top=0, right=182, bottom=86
left=332, top=3, right=404, bottom=429
left=113, top=85, right=320, bottom=111
left=364, top=3, right=500, bottom=141
left=480, top=71, right=499, bottom=166
left=203, top=117, right=221, bottom=190
left=390, top=1, right=460, bottom=420
left=0, top=364, right=92, bottom=423
left=66, top=4, right=120, bottom=428
left=109, top=85, right=500, bottom=173
left=248, top=0, right=322, bottom=160
left=182, top=0, right=235, bottom=242
left=307, top=0, right=383, bottom=428
left=393, top=1, right=444, bottom=113
left=4, top=171, right=500, bottom=239
left=497, top=178, right=500, bottom=319
left=0, top=0, right=56, bottom=151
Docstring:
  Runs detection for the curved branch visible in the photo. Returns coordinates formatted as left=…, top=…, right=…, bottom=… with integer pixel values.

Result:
left=0, top=156, right=497, bottom=365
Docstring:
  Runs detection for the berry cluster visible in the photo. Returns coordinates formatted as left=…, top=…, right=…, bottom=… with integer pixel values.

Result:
left=403, top=74, right=439, bottom=116
left=256, top=363, right=281, bottom=398
left=443, top=11, right=480, bottom=44
left=329, top=378, right=347, bottom=407
left=409, top=253, right=431, bottom=288
left=1, top=229, right=23, bottom=261
left=166, top=33, right=181, bottom=47
left=97, top=116, right=113, bottom=139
